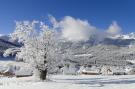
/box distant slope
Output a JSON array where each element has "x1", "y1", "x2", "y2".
[
  {"x1": 0, "y1": 35, "x2": 20, "y2": 57},
  {"x1": 1, "y1": 33, "x2": 135, "y2": 63},
  {"x1": 59, "y1": 33, "x2": 135, "y2": 66}
]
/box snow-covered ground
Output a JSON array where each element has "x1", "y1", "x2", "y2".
[
  {"x1": 0, "y1": 60, "x2": 33, "y2": 76},
  {"x1": 1, "y1": 61, "x2": 135, "y2": 89},
  {"x1": 1, "y1": 75, "x2": 135, "y2": 89}
]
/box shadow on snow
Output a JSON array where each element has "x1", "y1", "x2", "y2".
[{"x1": 52, "y1": 76, "x2": 135, "y2": 87}]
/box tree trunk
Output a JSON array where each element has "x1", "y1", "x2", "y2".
[{"x1": 40, "y1": 69, "x2": 47, "y2": 80}]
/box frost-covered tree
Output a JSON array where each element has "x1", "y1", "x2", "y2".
[{"x1": 5, "y1": 20, "x2": 61, "y2": 80}]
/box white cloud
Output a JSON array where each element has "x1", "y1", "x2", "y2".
[
  {"x1": 59, "y1": 16, "x2": 96, "y2": 42},
  {"x1": 48, "y1": 16, "x2": 122, "y2": 42},
  {"x1": 107, "y1": 21, "x2": 121, "y2": 35}
]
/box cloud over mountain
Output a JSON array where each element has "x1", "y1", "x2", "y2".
[
  {"x1": 106, "y1": 21, "x2": 121, "y2": 35},
  {"x1": 59, "y1": 16, "x2": 96, "y2": 42},
  {"x1": 49, "y1": 16, "x2": 122, "y2": 42}
]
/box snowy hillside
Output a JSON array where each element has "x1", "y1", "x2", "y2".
[
  {"x1": 1, "y1": 32, "x2": 135, "y2": 63},
  {"x1": 0, "y1": 35, "x2": 20, "y2": 58},
  {"x1": 111, "y1": 33, "x2": 135, "y2": 40},
  {"x1": 58, "y1": 33, "x2": 135, "y2": 66}
]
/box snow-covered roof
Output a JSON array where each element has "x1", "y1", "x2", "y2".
[
  {"x1": 126, "y1": 60, "x2": 135, "y2": 64},
  {"x1": 78, "y1": 66, "x2": 100, "y2": 74},
  {"x1": 0, "y1": 66, "x2": 7, "y2": 72},
  {"x1": 15, "y1": 68, "x2": 33, "y2": 76},
  {"x1": 112, "y1": 68, "x2": 125, "y2": 73},
  {"x1": 0, "y1": 61, "x2": 33, "y2": 76}
]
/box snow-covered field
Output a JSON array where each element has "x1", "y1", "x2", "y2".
[
  {"x1": 1, "y1": 75, "x2": 135, "y2": 89},
  {"x1": 1, "y1": 61, "x2": 135, "y2": 89}
]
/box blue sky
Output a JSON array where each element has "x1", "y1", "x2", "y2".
[{"x1": 0, "y1": 0, "x2": 135, "y2": 34}]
